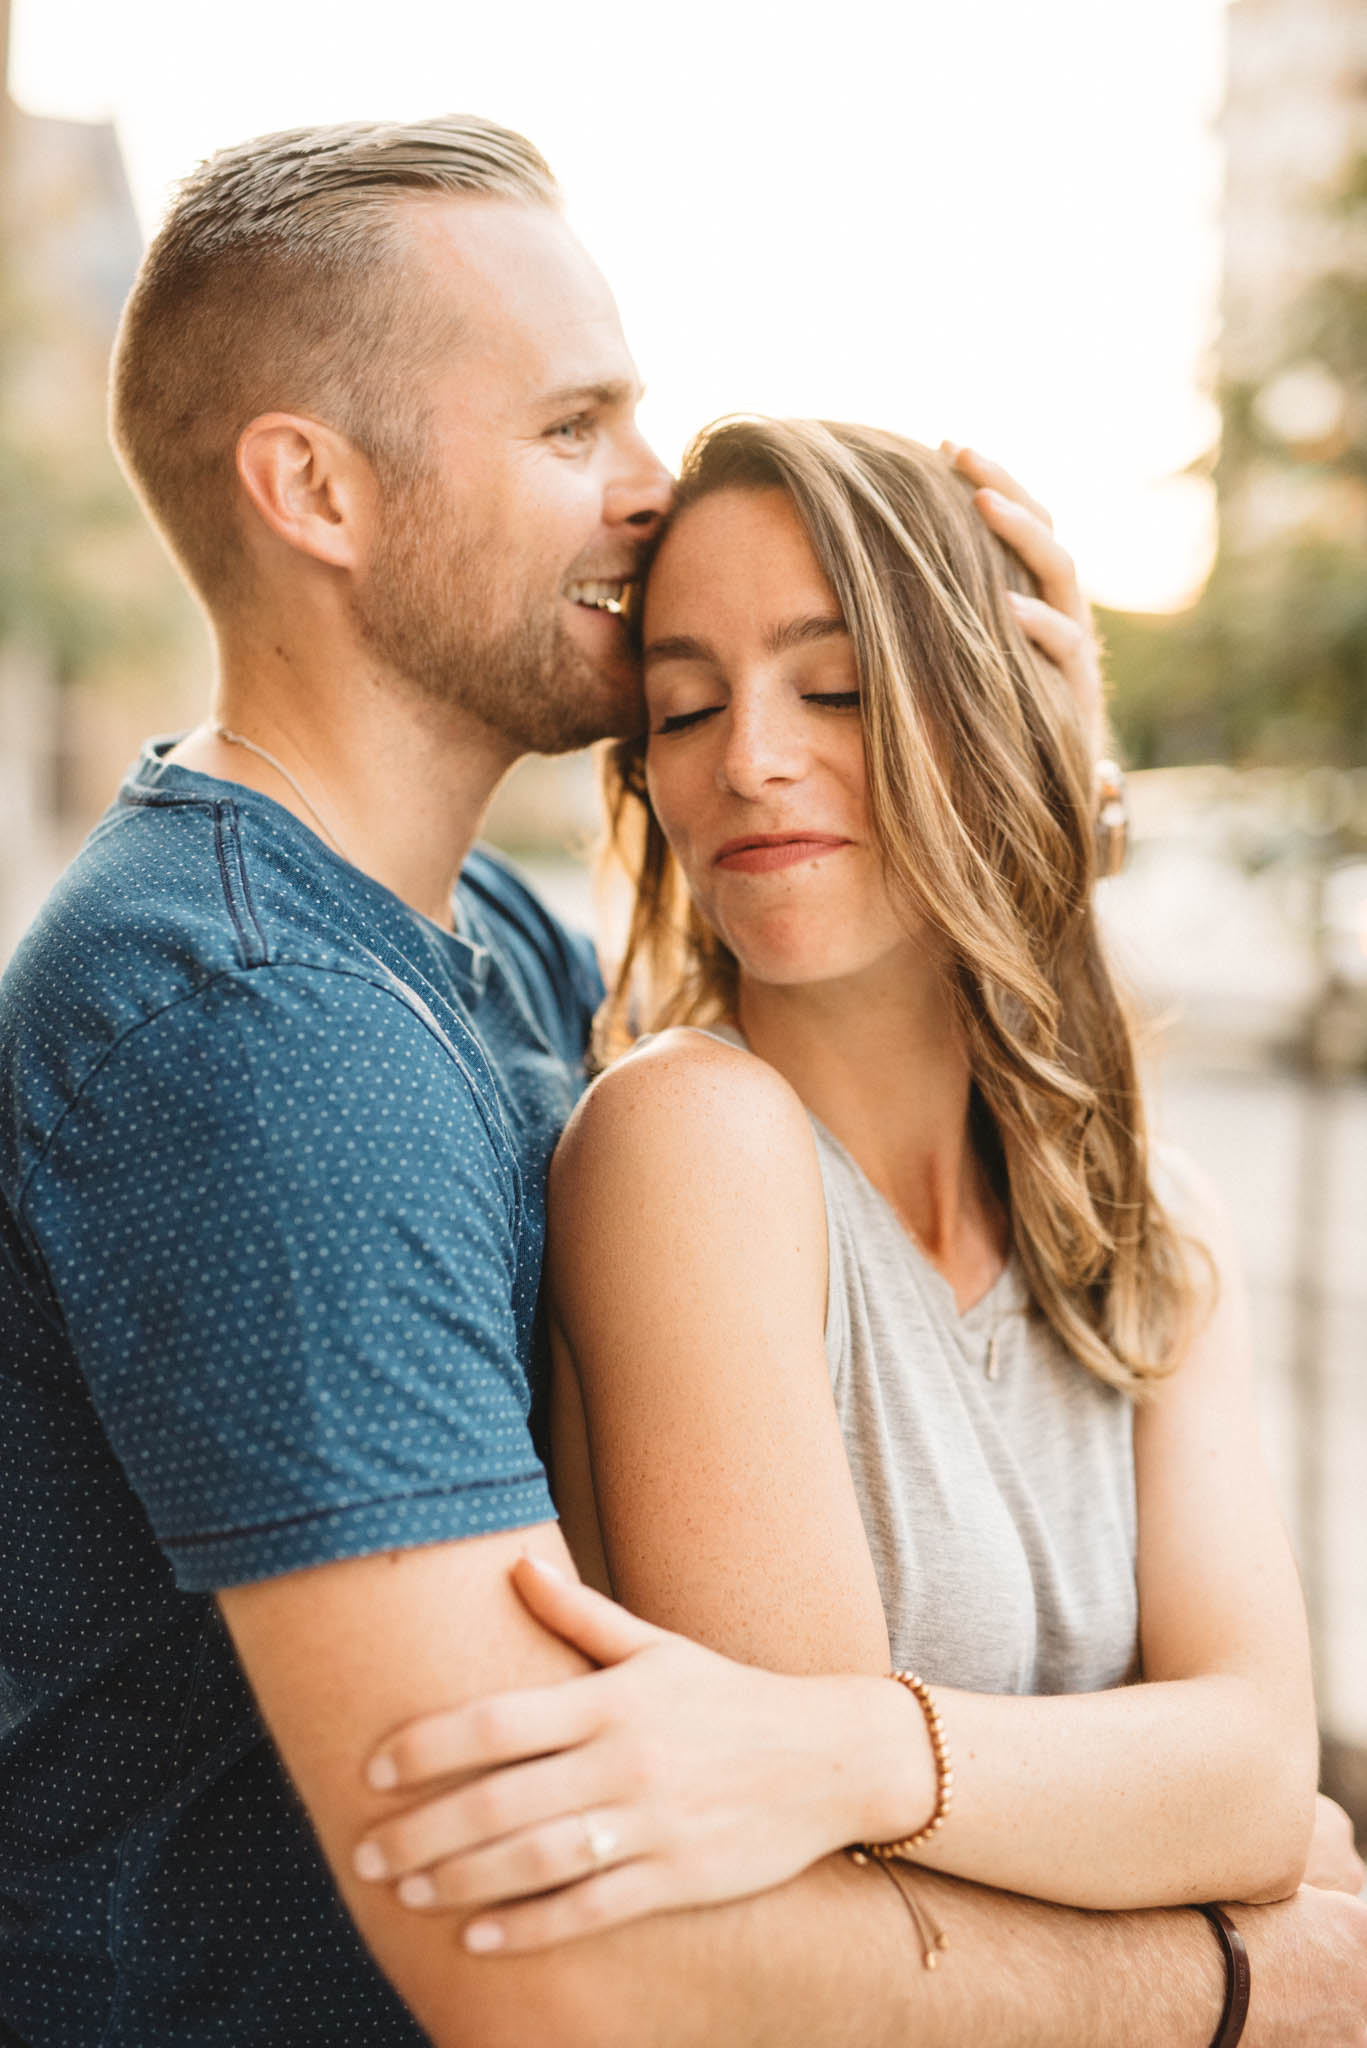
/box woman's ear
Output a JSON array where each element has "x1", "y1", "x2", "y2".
[{"x1": 235, "y1": 411, "x2": 375, "y2": 572}]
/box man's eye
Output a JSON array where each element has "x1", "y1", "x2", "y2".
[
  {"x1": 804, "y1": 691, "x2": 861, "y2": 710},
  {"x1": 655, "y1": 705, "x2": 721, "y2": 735},
  {"x1": 549, "y1": 416, "x2": 592, "y2": 444}
]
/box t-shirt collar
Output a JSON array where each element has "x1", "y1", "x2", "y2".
[{"x1": 126, "y1": 736, "x2": 493, "y2": 1001}]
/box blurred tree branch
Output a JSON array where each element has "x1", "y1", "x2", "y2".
[{"x1": 1104, "y1": 150, "x2": 1367, "y2": 770}]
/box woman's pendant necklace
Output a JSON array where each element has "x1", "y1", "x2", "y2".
[
  {"x1": 984, "y1": 1299, "x2": 1021, "y2": 1381},
  {"x1": 213, "y1": 726, "x2": 354, "y2": 866}
]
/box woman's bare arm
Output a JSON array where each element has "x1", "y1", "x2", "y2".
[
  {"x1": 352, "y1": 1029, "x2": 1317, "y2": 1927},
  {"x1": 546, "y1": 1031, "x2": 1317, "y2": 1910},
  {"x1": 547, "y1": 1030, "x2": 893, "y2": 1678}
]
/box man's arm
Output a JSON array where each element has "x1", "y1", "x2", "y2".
[{"x1": 218, "y1": 1522, "x2": 1367, "y2": 2048}]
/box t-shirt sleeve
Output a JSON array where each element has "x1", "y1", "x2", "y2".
[{"x1": 25, "y1": 963, "x2": 556, "y2": 1590}]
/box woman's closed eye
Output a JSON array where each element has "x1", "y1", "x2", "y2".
[
  {"x1": 656, "y1": 704, "x2": 721, "y2": 735},
  {"x1": 655, "y1": 691, "x2": 861, "y2": 737}
]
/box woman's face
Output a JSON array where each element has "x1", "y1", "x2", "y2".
[{"x1": 642, "y1": 486, "x2": 920, "y2": 993}]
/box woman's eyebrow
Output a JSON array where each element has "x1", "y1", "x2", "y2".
[
  {"x1": 642, "y1": 633, "x2": 717, "y2": 668},
  {"x1": 764, "y1": 614, "x2": 848, "y2": 654},
  {"x1": 643, "y1": 615, "x2": 848, "y2": 669}
]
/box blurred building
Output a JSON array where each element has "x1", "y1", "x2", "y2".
[
  {"x1": 0, "y1": 6, "x2": 204, "y2": 958},
  {"x1": 1218, "y1": 0, "x2": 1367, "y2": 552}
]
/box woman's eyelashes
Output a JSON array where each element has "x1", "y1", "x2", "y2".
[
  {"x1": 656, "y1": 704, "x2": 719, "y2": 734},
  {"x1": 653, "y1": 691, "x2": 861, "y2": 737}
]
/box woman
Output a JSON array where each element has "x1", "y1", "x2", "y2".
[{"x1": 353, "y1": 419, "x2": 1326, "y2": 1950}]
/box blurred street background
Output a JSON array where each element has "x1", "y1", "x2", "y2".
[{"x1": 2, "y1": 0, "x2": 1365, "y2": 1818}]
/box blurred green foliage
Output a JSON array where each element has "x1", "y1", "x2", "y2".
[
  {"x1": 1105, "y1": 155, "x2": 1367, "y2": 770},
  {"x1": 1101, "y1": 542, "x2": 1367, "y2": 767},
  {"x1": 0, "y1": 243, "x2": 188, "y2": 687},
  {"x1": 0, "y1": 432, "x2": 162, "y2": 682}
]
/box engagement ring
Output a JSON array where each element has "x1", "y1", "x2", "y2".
[{"x1": 578, "y1": 1814, "x2": 619, "y2": 1870}]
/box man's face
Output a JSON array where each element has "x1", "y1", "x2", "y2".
[{"x1": 348, "y1": 196, "x2": 673, "y2": 755}]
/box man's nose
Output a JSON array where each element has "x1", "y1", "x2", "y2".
[
  {"x1": 718, "y1": 700, "x2": 806, "y2": 799},
  {"x1": 606, "y1": 432, "x2": 675, "y2": 538}
]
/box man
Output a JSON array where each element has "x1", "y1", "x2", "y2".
[{"x1": 0, "y1": 114, "x2": 1363, "y2": 2047}]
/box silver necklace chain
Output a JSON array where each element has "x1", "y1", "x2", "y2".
[{"x1": 212, "y1": 725, "x2": 353, "y2": 865}]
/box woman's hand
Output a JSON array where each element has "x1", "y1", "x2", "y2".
[
  {"x1": 1302, "y1": 1794, "x2": 1367, "y2": 1896},
  {"x1": 944, "y1": 442, "x2": 1107, "y2": 758},
  {"x1": 352, "y1": 1556, "x2": 926, "y2": 1955}
]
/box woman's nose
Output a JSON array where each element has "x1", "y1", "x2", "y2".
[{"x1": 717, "y1": 701, "x2": 806, "y2": 799}]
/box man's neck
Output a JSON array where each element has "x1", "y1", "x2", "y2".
[{"x1": 168, "y1": 645, "x2": 522, "y2": 929}]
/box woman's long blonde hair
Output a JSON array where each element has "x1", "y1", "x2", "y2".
[{"x1": 597, "y1": 416, "x2": 1205, "y2": 1394}]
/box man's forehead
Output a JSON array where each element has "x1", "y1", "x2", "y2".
[{"x1": 397, "y1": 192, "x2": 624, "y2": 353}]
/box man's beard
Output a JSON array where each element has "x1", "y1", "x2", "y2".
[{"x1": 349, "y1": 472, "x2": 641, "y2": 756}]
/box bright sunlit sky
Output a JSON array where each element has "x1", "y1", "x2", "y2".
[{"x1": 12, "y1": 0, "x2": 1229, "y2": 612}]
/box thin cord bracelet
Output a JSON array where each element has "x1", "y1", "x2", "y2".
[
  {"x1": 858, "y1": 1853, "x2": 951, "y2": 1971},
  {"x1": 1197, "y1": 1904, "x2": 1251, "y2": 2048},
  {"x1": 849, "y1": 1670, "x2": 954, "y2": 1863}
]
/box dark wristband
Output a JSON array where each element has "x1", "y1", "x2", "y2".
[{"x1": 1198, "y1": 1904, "x2": 1251, "y2": 2048}]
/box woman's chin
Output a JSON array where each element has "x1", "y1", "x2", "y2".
[
  {"x1": 730, "y1": 940, "x2": 874, "y2": 991},
  {"x1": 720, "y1": 923, "x2": 831, "y2": 988},
  {"x1": 727, "y1": 921, "x2": 930, "y2": 998}
]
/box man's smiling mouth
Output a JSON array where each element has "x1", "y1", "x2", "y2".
[{"x1": 564, "y1": 578, "x2": 637, "y2": 618}]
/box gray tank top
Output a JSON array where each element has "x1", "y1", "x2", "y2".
[
  {"x1": 685, "y1": 1026, "x2": 1140, "y2": 1696},
  {"x1": 812, "y1": 1115, "x2": 1138, "y2": 1695}
]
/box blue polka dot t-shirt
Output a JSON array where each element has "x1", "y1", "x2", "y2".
[{"x1": 0, "y1": 740, "x2": 602, "y2": 2045}]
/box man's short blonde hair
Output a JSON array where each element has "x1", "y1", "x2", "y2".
[{"x1": 110, "y1": 116, "x2": 559, "y2": 606}]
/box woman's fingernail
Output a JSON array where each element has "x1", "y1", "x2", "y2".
[
  {"x1": 526, "y1": 1555, "x2": 565, "y2": 1581},
  {"x1": 398, "y1": 1873, "x2": 437, "y2": 1909},
  {"x1": 939, "y1": 438, "x2": 959, "y2": 458},
  {"x1": 354, "y1": 1839, "x2": 388, "y2": 1881},
  {"x1": 367, "y1": 1754, "x2": 398, "y2": 1792},
  {"x1": 465, "y1": 1919, "x2": 506, "y2": 1953}
]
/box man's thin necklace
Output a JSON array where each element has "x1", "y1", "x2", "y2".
[{"x1": 212, "y1": 725, "x2": 354, "y2": 866}]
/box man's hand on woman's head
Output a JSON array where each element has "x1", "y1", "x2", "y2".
[{"x1": 943, "y1": 442, "x2": 1107, "y2": 759}]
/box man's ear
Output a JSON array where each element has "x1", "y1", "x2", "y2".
[{"x1": 235, "y1": 412, "x2": 375, "y2": 572}]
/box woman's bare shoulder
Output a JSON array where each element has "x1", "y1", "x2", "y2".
[
  {"x1": 552, "y1": 1026, "x2": 818, "y2": 1204},
  {"x1": 547, "y1": 1026, "x2": 832, "y2": 1417}
]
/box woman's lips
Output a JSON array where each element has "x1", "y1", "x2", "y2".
[{"x1": 713, "y1": 834, "x2": 851, "y2": 874}]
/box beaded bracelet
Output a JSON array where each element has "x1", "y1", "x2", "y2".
[{"x1": 849, "y1": 1670, "x2": 954, "y2": 1863}]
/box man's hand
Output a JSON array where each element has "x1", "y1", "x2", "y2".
[
  {"x1": 1303, "y1": 1794, "x2": 1367, "y2": 1896},
  {"x1": 1241, "y1": 1884, "x2": 1367, "y2": 2046},
  {"x1": 945, "y1": 442, "x2": 1107, "y2": 758}
]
